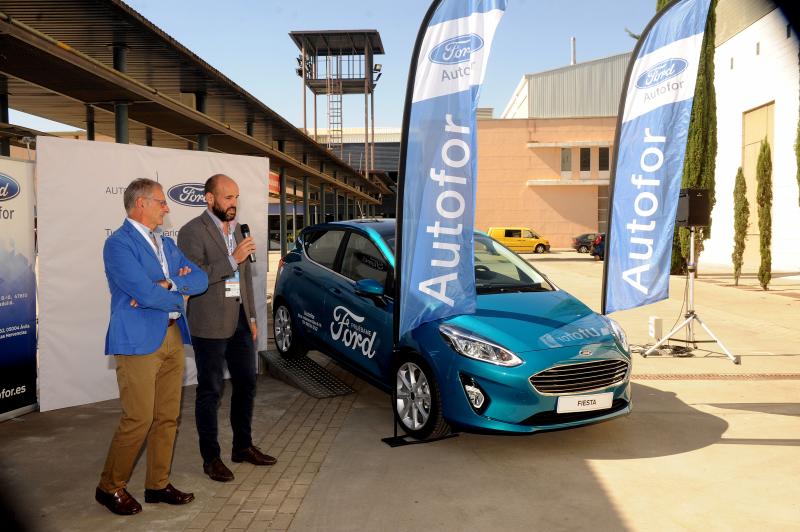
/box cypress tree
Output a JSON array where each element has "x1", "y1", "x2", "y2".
[
  {"x1": 756, "y1": 139, "x2": 772, "y2": 290},
  {"x1": 731, "y1": 167, "x2": 748, "y2": 286},
  {"x1": 657, "y1": 0, "x2": 718, "y2": 275}
]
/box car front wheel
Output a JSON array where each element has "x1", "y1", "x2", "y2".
[
  {"x1": 578, "y1": 244, "x2": 589, "y2": 253},
  {"x1": 535, "y1": 244, "x2": 546, "y2": 253},
  {"x1": 273, "y1": 303, "x2": 307, "y2": 358},
  {"x1": 394, "y1": 355, "x2": 449, "y2": 440}
]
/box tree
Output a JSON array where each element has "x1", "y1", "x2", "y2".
[
  {"x1": 756, "y1": 139, "x2": 772, "y2": 290},
  {"x1": 731, "y1": 167, "x2": 748, "y2": 286},
  {"x1": 658, "y1": 0, "x2": 718, "y2": 275}
]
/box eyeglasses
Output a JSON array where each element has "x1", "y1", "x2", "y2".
[{"x1": 145, "y1": 197, "x2": 168, "y2": 207}]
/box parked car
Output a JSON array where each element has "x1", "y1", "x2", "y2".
[
  {"x1": 486, "y1": 226, "x2": 550, "y2": 253},
  {"x1": 572, "y1": 233, "x2": 598, "y2": 253},
  {"x1": 273, "y1": 219, "x2": 631, "y2": 439}
]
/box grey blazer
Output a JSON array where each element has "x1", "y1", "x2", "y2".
[{"x1": 177, "y1": 211, "x2": 257, "y2": 339}]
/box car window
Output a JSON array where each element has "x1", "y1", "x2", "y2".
[
  {"x1": 523, "y1": 230, "x2": 534, "y2": 238},
  {"x1": 304, "y1": 230, "x2": 344, "y2": 269},
  {"x1": 505, "y1": 229, "x2": 521, "y2": 238},
  {"x1": 474, "y1": 234, "x2": 553, "y2": 294},
  {"x1": 339, "y1": 232, "x2": 388, "y2": 285}
]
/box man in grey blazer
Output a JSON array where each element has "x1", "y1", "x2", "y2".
[{"x1": 178, "y1": 174, "x2": 276, "y2": 482}]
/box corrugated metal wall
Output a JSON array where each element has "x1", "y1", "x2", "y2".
[{"x1": 527, "y1": 52, "x2": 631, "y2": 118}]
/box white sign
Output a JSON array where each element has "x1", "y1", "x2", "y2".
[
  {"x1": 556, "y1": 392, "x2": 614, "y2": 414},
  {"x1": 36, "y1": 137, "x2": 269, "y2": 411}
]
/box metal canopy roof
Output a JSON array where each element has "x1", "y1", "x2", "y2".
[
  {"x1": 289, "y1": 30, "x2": 385, "y2": 56},
  {"x1": 0, "y1": 0, "x2": 383, "y2": 204}
]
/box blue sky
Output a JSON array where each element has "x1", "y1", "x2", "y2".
[{"x1": 12, "y1": 0, "x2": 656, "y2": 131}]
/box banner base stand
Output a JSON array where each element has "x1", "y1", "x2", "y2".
[
  {"x1": 643, "y1": 227, "x2": 740, "y2": 365},
  {"x1": 381, "y1": 433, "x2": 458, "y2": 448},
  {"x1": 0, "y1": 403, "x2": 37, "y2": 423}
]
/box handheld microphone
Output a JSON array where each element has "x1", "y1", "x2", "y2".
[{"x1": 240, "y1": 223, "x2": 256, "y2": 263}]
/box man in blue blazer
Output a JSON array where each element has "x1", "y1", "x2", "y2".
[{"x1": 96, "y1": 178, "x2": 208, "y2": 516}]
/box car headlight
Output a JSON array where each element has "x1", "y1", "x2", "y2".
[
  {"x1": 439, "y1": 324, "x2": 522, "y2": 367},
  {"x1": 606, "y1": 317, "x2": 629, "y2": 352}
]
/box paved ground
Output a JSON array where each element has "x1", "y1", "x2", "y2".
[{"x1": 1, "y1": 250, "x2": 798, "y2": 531}]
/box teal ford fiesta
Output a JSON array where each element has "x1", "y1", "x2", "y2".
[{"x1": 273, "y1": 219, "x2": 631, "y2": 439}]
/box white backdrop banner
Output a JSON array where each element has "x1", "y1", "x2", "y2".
[{"x1": 36, "y1": 137, "x2": 269, "y2": 411}]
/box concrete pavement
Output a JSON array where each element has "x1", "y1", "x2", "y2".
[{"x1": 0, "y1": 249, "x2": 798, "y2": 531}]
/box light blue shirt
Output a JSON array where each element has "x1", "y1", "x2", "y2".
[
  {"x1": 205, "y1": 209, "x2": 239, "y2": 272},
  {"x1": 126, "y1": 217, "x2": 181, "y2": 319}
]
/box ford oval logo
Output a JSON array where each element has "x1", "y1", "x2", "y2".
[
  {"x1": 429, "y1": 33, "x2": 484, "y2": 65},
  {"x1": 0, "y1": 173, "x2": 21, "y2": 202},
  {"x1": 167, "y1": 183, "x2": 206, "y2": 207},
  {"x1": 635, "y1": 58, "x2": 689, "y2": 89}
]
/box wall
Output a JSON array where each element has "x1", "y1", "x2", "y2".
[
  {"x1": 701, "y1": 8, "x2": 800, "y2": 272},
  {"x1": 476, "y1": 117, "x2": 616, "y2": 247}
]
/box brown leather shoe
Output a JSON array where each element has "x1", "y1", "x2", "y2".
[
  {"x1": 203, "y1": 457, "x2": 234, "y2": 482},
  {"x1": 144, "y1": 483, "x2": 194, "y2": 505},
  {"x1": 231, "y1": 446, "x2": 277, "y2": 466},
  {"x1": 95, "y1": 487, "x2": 142, "y2": 516}
]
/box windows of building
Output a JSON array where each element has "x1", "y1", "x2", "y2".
[
  {"x1": 599, "y1": 147, "x2": 610, "y2": 172},
  {"x1": 579, "y1": 147, "x2": 591, "y2": 175}
]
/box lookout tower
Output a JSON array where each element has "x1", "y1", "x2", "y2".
[{"x1": 290, "y1": 30, "x2": 384, "y2": 182}]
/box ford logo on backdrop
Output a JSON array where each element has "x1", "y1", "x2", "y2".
[
  {"x1": 429, "y1": 34, "x2": 484, "y2": 65},
  {"x1": 0, "y1": 173, "x2": 21, "y2": 202},
  {"x1": 167, "y1": 183, "x2": 206, "y2": 207},
  {"x1": 635, "y1": 58, "x2": 689, "y2": 89}
]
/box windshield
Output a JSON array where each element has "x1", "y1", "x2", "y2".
[
  {"x1": 376, "y1": 229, "x2": 554, "y2": 295},
  {"x1": 473, "y1": 234, "x2": 554, "y2": 294}
]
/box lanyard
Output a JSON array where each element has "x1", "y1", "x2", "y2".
[
  {"x1": 148, "y1": 232, "x2": 170, "y2": 280},
  {"x1": 224, "y1": 225, "x2": 236, "y2": 255}
]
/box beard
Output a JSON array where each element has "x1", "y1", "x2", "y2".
[{"x1": 212, "y1": 203, "x2": 236, "y2": 222}]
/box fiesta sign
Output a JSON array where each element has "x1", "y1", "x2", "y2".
[
  {"x1": 167, "y1": 183, "x2": 206, "y2": 207},
  {"x1": 635, "y1": 58, "x2": 688, "y2": 89},
  {"x1": 429, "y1": 34, "x2": 484, "y2": 65},
  {"x1": 0, "y1": 173, "x2": 21, "y2": 202}
]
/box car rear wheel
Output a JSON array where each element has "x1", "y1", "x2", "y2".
[
  {"x1": 535, "y1": 244, "x2": 546, "y2": 253},
  {"x1": 273, "y1": 303, "x2": 307, "y2": 358},
  {"x1": 394, "y1": 354, "x2": 449, "y2": 440},
  {"x1": 578, "y1": 244, "x2": 589, "y2": 253}
]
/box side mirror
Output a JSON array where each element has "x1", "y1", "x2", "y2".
[{"x1": 355, "y1": 278, "x2": 384, "y2": 297}]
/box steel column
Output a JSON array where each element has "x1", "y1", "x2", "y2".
[
  {"x1": 85, "y1": 104, "x2": 95, "y2": 141},
  {"x1": 279, "y1": 167, "x2": 287, "y2": 256},
  {"x1": 319, "y1": 183, "x2": 327, "y2": 223},
  {"x1": 303, "y1": 176, "x2": 310, "y2": 228}
]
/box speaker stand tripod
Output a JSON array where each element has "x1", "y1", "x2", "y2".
[{"x1": 643, "y1": 227, "x2": 741, "y2": 365}]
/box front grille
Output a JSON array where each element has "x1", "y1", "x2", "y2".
[{"x1": 529, "y1": 359, "x2": 629, "y2": 395}]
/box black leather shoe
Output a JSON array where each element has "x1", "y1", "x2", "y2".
[
  {"x1": 144, "y1": 483, "x2": 194, "y2": 505},
  {"x1": 95, "y1": 487, "x2": 142, "y2": 516},
  {"x1": 203, "y1": 457, "x2": 234, "y2": 482},
  {"x1": 231, "y1": 446, "x2": 277, "y2": 466}
]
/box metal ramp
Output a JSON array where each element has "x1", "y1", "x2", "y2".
[{"x1": 259, "y1": 350, "x2": 354, "y2": 399}]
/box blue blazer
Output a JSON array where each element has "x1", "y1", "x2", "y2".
[{"x1": 104, "y1": 219, "x2": 209, "y2": 355}]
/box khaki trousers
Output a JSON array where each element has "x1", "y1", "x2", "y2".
[{"x1": 99, "y1": 324, "x2": 184, "y2": 492}]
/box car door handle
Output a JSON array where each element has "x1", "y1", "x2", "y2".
[
  {"x1": 328, "y1": 287, "x2": 341, "y2": 295},
  {"x1": 292, "y1": 266, "x2": 303, "y2": 276}
]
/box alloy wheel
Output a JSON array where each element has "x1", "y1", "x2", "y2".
[
  {"x1": 396, "y1": 362, "x2": 432, "y2": 430},
  {"x1": 274, "y1": 305, "x2": 292, "y2": 352}
]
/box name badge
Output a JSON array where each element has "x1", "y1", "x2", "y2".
[{"x1": 225, "y1": 271, "x2": 241, "y2": 298}]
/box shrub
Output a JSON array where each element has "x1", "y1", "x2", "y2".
[
  {"x1": 731, "y1": 167, "x2": 748, "y2": 286},
  {"x1": 756, "y1": 140, "x2": 772, "y2": 290}
]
